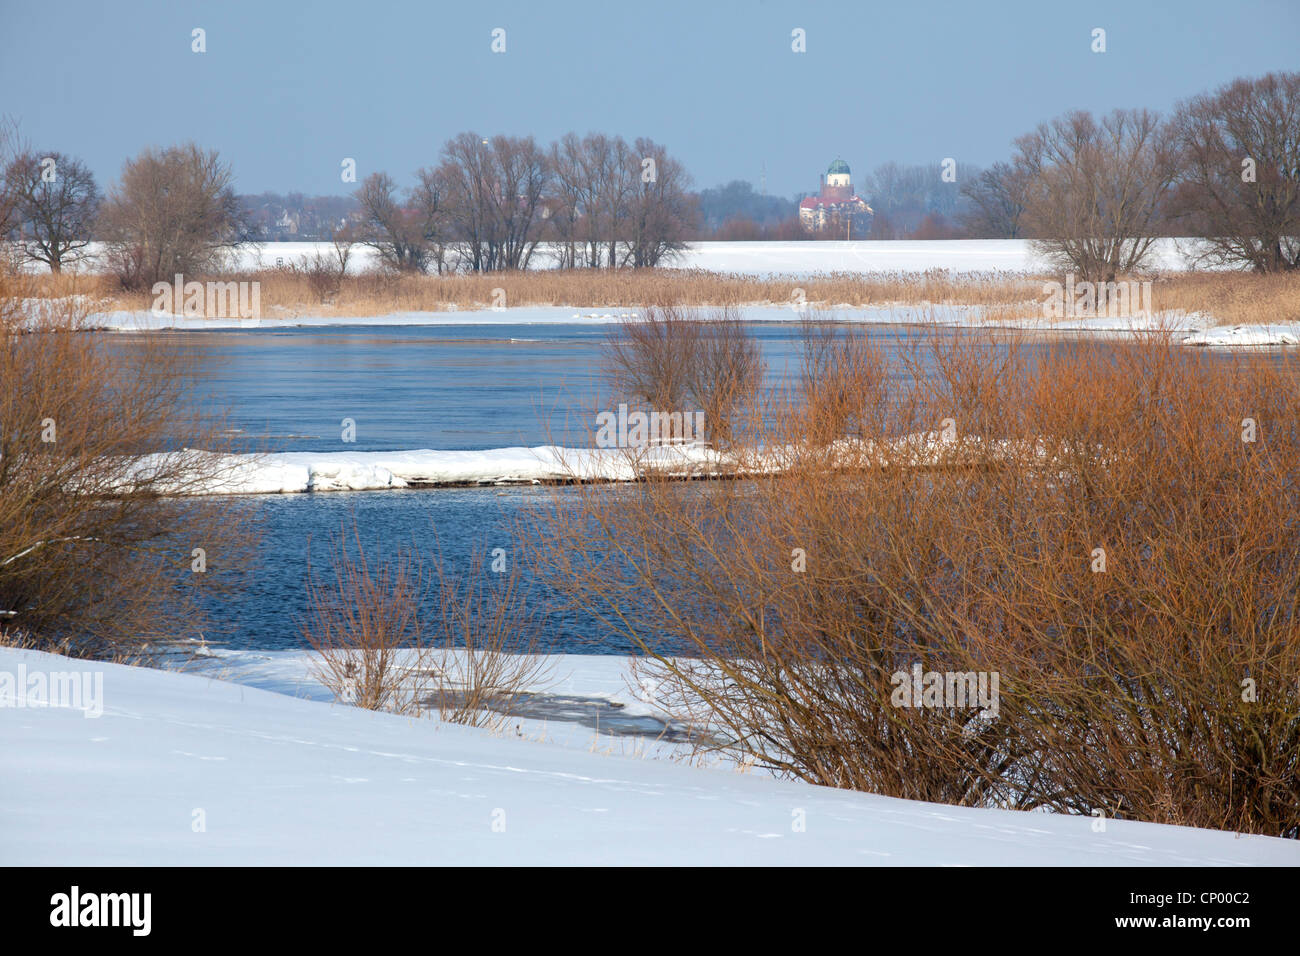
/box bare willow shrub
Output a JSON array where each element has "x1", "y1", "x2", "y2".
[
  {"x1": 982, "y1": 341, "x2": 1300, "y2": 833},
  {"x1": 534, "y1": 322, "x2": 1300, "y2": 834},
  {"x1": 603, "y1": 307, "x2": 764, "y2": 447},
  {"x1": 604, "y1": 307, "x2": 700, "y2": 419},
  {"x1": 796, "y1": 318, "x2": 889, "y2": 446},
  {"x1": 289, "y1": 249, "x2": 347, "y2": 304},
  {"x1": 301, "y1": 525, "x2": 425, "y2": 712},
  {"x1": 687, "y1": 309, "x2": 765, "y2": 448},
  {"x1": 0, "y1": 269, "x2": 255, "y2": 658},
  {"x1": 301, "y1": 522, "x2": 548, "y2": 726},
  {"x1": 423, "y1": 549, "x2": 550, "y2": 728}
]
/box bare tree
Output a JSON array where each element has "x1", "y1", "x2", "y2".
[
  {"x1": 547, "y1": 133, "x2": 587, "y2": 268},
  {"x1": 569, "y1": 134, "x2": 617, "y2": 269},
  {"x1": 330, "y1": 222, "x2": 355, "y2": 275},
  {"x1": 438, "y1": 133, "x2": 493, "y2": 272},
  {"x1": 355, "y1": 171, "x2": 430, "y2": 273},
  {"x1": 5, "y1": 151, "x2": 100, "y2": 273},
  {"x1": 489, "y1": 134, "x2": 549, "y2": 271},
  {"x1": 1171, "y1": 71, "x2": 1300, "y2": 272},
  {"x1": 99, "y1": 144, "x2": 245, "y2": 289},
  {"x1": 0, "y1": 119, "x2": 29, "y2": 241},
  {"x1": 1015, "y1": 109, "x2": 1177, "y2": 282},
  {"x1": 438, "y1": 132, "x2": 550, "y2": 272},
  {"x1": 411, "y1": 165, "x2": 450, "y2": 274},
  {"x1": 600, "y1": 136, "x2": 636, "y2": 269},
  {"x1": 960, "y1": 161, "x2": 1028, "y2": 238},
  {"x1": 623, "y1": 137, "x2": 695, "y2": 268}
]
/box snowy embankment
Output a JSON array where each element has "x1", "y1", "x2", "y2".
[
  {"x1": 138, "y1": 432, "x2": 1099, "y2": 496},
  {"x1": 99, "y1": 301, "x2": 1295, "y2": 349},
  {"x1": 9, "y1": 238, "x2": 1060, "y2": 276},
  {"x1": 1182, "y1": 324, "x2": 1300, "y2": 347},
  {"x1": 138, "y1": 442, "x2": 726, "y2": 494},
  {"x1": 3, "y1": 646, "x2": 1295, "y2": 865},
  {"x1": 89, "y1": 301, "x2": 1218, "y2": 336},
  {"x1": 35, "y1": 237, "x2": 1206, "y2": 277}
]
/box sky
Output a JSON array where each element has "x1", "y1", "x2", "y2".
[{"x1": 1, "y1": 0, "x2": 1296, "y2": 199}]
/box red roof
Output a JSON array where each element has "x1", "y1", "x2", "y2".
[{"x1": 800, "y1": 194, "x2": 867, "y2": 209}]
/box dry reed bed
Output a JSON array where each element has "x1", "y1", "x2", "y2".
[{"x1": 16, "y1": 266, "x2": 1300, "y2": 327}]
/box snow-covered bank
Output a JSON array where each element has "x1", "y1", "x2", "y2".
[
  {"x1": 140, "y1": 431, "x2": 1116, "y2": 496},
  {"x1": 90, "y1": 301, "x2": 1218, "y2": 336},
  {"x1": 37, "y1": 238, "x2": 1211, "y2": 277},
  {"x1": 145, "y1": 443, "x2": 725, "y2": 494},
  {"x1": 3, "y1": 647, "x2": 1294, "y2": 866},
  {"x1": 95, "y1": 304, "x2": 652, "y2": 330},
  {"x1": 240, "y1": 238, "x2": 1055, "y2": 275},
  {"x1": 1181, "y1": 324, "x2": 1300, "y2": 347},
  {"x1": 679, "y1": 238, "x2": 1204, "y2": 276}
]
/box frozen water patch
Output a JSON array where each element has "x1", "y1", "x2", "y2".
[{"x1": 431, "y1": 690, "x2": 711, "y2": 745}]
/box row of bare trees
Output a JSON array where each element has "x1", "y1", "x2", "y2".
[
  {"x1": 0, "y1": 122, "x2": 248, "y2": 287},
  {"x1": 3, "y1": 71, "x2": 1292, "y2": 284},
  {"x1": 356, "y1": 131, "x2": 695, "y2": 274},
  {"x1": 961, "y1": 71, "x2": 1300, "y2": 279},
  {"x1": 0, "y1": 125, "x2": 692, "y2": 283}
]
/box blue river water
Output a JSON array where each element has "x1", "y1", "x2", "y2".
[
  {"x1": 166, "y1": 321, "x2": 919, "y2": 452},
  {"x1": 124, "y1": 321, "x2": 989, "y2": 652}
]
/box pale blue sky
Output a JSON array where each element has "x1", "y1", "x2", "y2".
[{"x1": 2, "y1": 0, "x2": 1295, "y2": 197}]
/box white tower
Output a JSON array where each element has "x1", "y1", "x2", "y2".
[{"x1": 826, "y1": 158, "x2": 852, "y2": 189}]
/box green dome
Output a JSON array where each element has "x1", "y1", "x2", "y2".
[{"x1": 827, "y1": 158, "x2": 851, "y2": 176}]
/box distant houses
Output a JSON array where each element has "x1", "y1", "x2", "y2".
[
  {"x1": 798, "y1": 159, "x2": 873, "y2": 236},
  {"x1": 275, "y1": 209, "x2": 299, "y2": 235},
  {"x1": 240, "y1": 193, "x2": 363, "y2": 241}
]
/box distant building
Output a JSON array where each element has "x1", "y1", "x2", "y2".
[
  {"x1": 799, "y1": 159, "x2": 873, "y2": 235},
  {"x1": 275, "y1": 210, "x2": 300, "y2": 235}
]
